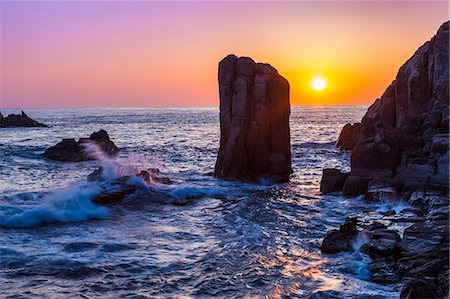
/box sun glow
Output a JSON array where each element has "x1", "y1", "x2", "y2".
[{"x1": 311, "y1": 77, "x2": 327, "y2": 91}]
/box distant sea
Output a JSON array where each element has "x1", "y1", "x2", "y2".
[{"x1": 0, "y1": 106, "x2": 400, "y2": 298}]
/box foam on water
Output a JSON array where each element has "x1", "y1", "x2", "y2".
[
  {"x1": 0, "y1": 106, "x2": 402, "y2": 298},
  {"x1": 376, "y1": 199, "x2": 411, "y2": 214},
  {"x1": 0, "y1": 183, "x2": 109, "y2": 228}
]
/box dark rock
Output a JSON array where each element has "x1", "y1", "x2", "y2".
[
  {"x1": 438, "y1": 267, "x2": 449, "y2": 297},
  {"x1": 88, "y1": 167, "x2": 172, "y2": 185},
  {"x1": 431, "y1": 134, "x2": 449, "y2": 154},
  {"x1": 0, "y1": 111, "x2": 47, "y2": 128},
  {"x1": 360, "y1": 227, "x2": 401, "y2": 260},
  {"x1": 342, "y1": 175, "x2": 372, "y2": 197},
  {"x1": 320, "y1": 168, "x2": 348, "y2": 193},
  {"x1": 350, "y1": 135, "x2": 400, "y2": 178},
  {"x1": 320, "y1": 217, "x2": 358, "y2": 254},
  {"x1": 401, "y1": 221, "x2": 449, "y2": 255},
  {"x1": 400, "y1": 277, "x2": 443, "y2": 299},
  {"x1": 325, "y1": 21, "x2": 449, "y2": 197},
  {"x1": 336, "y1": 123, "x2": 361, "y2": 150},
  {"x1": 369, "y1": 260, "x2": 400, "y2": 284},
  {"x1": 138, "y1": 170, "x2": 172, "y2": 185},
  {"x1": 214, "y1": 55, "x2": 292, "y2": 182},
  {"x1": 365, "y1": 177, "x2": 401, "y2": 202},
  {"x1": 43, "y1": 130, "x2": 118, "y2": 162},
  {"x1": 92, "y1": 183, "x2": 137, "y2": 205}
]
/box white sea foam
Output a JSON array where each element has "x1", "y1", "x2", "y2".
[
  {"x1": 376, "y1": 199, "x2": 410, "y2": 214},
  {"x1": 0, "y1": 183, "x2": 109, "y2": 228}
]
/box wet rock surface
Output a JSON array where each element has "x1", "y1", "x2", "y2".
[
  {"x1": 214, "y1": 55, "x2": 292, "y2": 182},
  {"x1": 43, "y1": 129, "x2": 119, "y2": 162},
  {"x1": 336, "y1": 122, "x2": 361, "y2": 150},
  {"x1": 320, "y1": 169, "x2": 348, "y2": 193},
  {"x1": 88, "y1": 168, "x2": 174, "y2": 206},
  {"x1": 0, "y1": 111, "x2": 47, "y2": 128},
  {"x1": 320, "y1": 217, "x2": 358, "y2": 254},
  {"x1": 320, "y1": 23, "x2": 449, "y2": 297}
]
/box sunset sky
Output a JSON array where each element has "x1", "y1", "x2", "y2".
[{"x1": 1, "y1": 1, "x2": 448, "y2": 108}]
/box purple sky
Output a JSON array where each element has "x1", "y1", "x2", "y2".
[{"x1": 1, "y1": 1, "x2": 448, "y2": 107}]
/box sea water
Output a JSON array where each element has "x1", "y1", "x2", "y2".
[{"x1": 0, "y1": 106, "x2": 399, "y2": 298}]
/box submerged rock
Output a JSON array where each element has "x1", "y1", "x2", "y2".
[
  {"x1": 43, "y1": 130, "x2": 118, "y2": 162},
  {"x1": 320, "y1": 217, "x2": 358, "y2": 254},
  {"x1": 214, "y1": 55, "x2": 292, "y2": 182},
  {"x1": 0, "y1": 111, "x2": 47, "y2": 128}
]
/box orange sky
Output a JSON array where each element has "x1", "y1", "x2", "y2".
[{"x1": 1, "y1": 1, "x2": 448, "y2": 108}]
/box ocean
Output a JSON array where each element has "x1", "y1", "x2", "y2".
[{"x1": 0, "y1": 106, "x2": 400, "y2": 298}]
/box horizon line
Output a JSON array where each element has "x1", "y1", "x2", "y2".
[{"x1": 0, "y1": 103, "x2": 370, "y2": 110}]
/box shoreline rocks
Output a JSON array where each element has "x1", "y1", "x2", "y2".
[
  {"x1": 214, "y1": 55, "x2": 292, "y2": 183},
  {"x1": 320, "y1": 21, "x2": 449, "y2": 298},
  {"x1": 43, "y1": 129, "x2": 118, "y2": 162},
  {"x1": 321, "y1": 21, "x2": 449, "y2": 198},
  {"x1": 0, "y1": 111, "x2": 47, "y2": 128}
]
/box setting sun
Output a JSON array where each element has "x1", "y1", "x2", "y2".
[{"x1": 311, "y1": 77, "x2": 327, "y2": 91}]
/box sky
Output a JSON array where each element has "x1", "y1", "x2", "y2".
[{"x1": 0, "y1": 1, "x2": 448, "y2": 108}]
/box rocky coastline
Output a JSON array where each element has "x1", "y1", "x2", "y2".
[
  {"x1": 0, "y1": 111, "x2": 47, "y2": 128},
  {"x1": 320, "y1": 21, "x2": 449, "y2": 298}
]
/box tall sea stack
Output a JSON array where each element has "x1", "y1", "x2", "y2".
[{"x1": 214, "y1": 55, "x2": 292, "y2": 182}]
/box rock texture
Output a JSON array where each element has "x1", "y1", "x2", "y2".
[
  {"x1": 320, "y1": 217, "x2": 358, "y2": 254},
  {"x1": 321, "y1": 21, "x2": 449, "y2": 197},
  {"x1": 320, "y1": 22, "x2": 449, "y2": 298},
  {"x1": 43, "y1": 130, "x2": 118, "y2": 162},
  {"x1": 214, "y1": 55, "x2": 292, "y2": 182},
  {"x1": 336, "y1": 123, "x2": 361, "y2": 150},
  {"x1": 0, "y1": 111, "x2": 47, "y2": 128}
]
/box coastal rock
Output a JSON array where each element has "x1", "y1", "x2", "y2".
[
  {"x1": 336, "y1": 123, "x2": 361, "y2": 150},
  {"x1": 214, "y1": 55, "x2": 292, "y2": 182},
  {"x1": 320, "y1": 217, "x2": 358, "y2": 254},
  {"x1": 43, "y1": 130, "x2": 118, "y2": 162},
  {"x1": 0, "y1": 111, "x2": 47, "y2": 128},
  {"x1": 400, "y1": 277, "x2": 443, "y2": 299},
  {"x1": 364, "y1": 177, "x2": 401, "y2": 202},
  {"x1": 325, "y1": 21, "x2": 449, "y2": 197},
  {"x1": 320, "y1": 168, "x2": 348, "y2": 193},
  {"x1": 342, "y1": 175, "x2": 372, "y2": 197},
  {"x1": 360, "y1": 226, "x2": 401, "y2": 260},
  {"x1": 88, "y1": 167, "x2": 172, "y2": 185}
]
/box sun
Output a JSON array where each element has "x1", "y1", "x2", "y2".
[{"x1": 311, "y1": 77, "x2": 327, "y2": 91}]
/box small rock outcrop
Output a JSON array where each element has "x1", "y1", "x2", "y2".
[
  {"x1": 321, "y1": 21, "x2": 449, "y2": 197},
  {"x1": 319, "y1": 169, "x2": 348, "y2": 193},
  {"x1": 336, "y1": 123, "x2": 361, "y2": 150},
  {"x1": 0, "y1": 111, "x2": 47, "y2": 128},
  {"x1": 214, "y1": 55, "x2": 292, "y2": 182},
  {"x1": 43, "y1": 130, "x2": 118, "y2": 162},
  {"x1": 320, "y1": 217, "x2": 358, "y2": 254}
]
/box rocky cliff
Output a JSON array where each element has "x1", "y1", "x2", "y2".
[
  {"x1": 214, "y1": 55, "x2": 292, "y2": 182},
  {"x1": 323, "y1": 21, "x2": 449, "y2": 197},
  {"x1": 320, "y1": 21, "x2": 449, "y2": 298}
]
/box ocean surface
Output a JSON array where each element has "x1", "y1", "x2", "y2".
[{"x1": 0, "y1": 106, "x2": 401, "y2": 298}]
